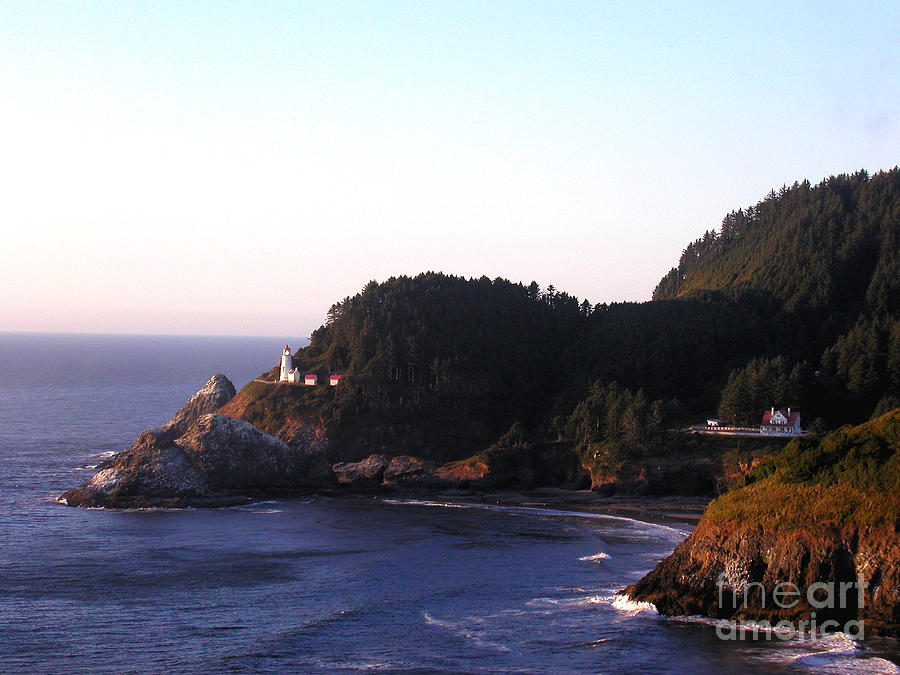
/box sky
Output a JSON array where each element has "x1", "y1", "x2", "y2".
[{"x1": 1, "y1": 1, "x2": 898, "y2": 337}]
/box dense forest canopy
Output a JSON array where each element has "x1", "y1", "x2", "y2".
[
  {"x1": 267, "y1": 168, "x2": 899, "y2": 464},
  {"x1": 653, "y1": 169, "x2": 900, "y2": 316},
  {"x1": 653, "y1": 169, "x2": 900, "y2": 423},
  {"x1": 285, "y1": 273, "x2": 586, "y2": 460}
]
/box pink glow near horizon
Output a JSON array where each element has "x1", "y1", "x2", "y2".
[{"x1": 1, "y1": 3, "x2": 897, "y2": 336}]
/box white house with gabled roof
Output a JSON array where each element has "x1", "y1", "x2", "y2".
[{"x1": 760, "y1": 407, "x2": 802, "y2": 436}]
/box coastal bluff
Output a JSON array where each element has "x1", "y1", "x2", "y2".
[
  {"x1": 59, "y1": 375, "x2": 312, "y2": 508},
  {"x1": 59, "y1": 411, "x2": 311, "y2": 508},
  {"x1": 626, "y1": 410, "x2": 900, "y2": 637},
  {"x1": 625, "y1": 519, "x2": 900, "y2": 636},
  {"x1": 59, "y1": 375, "x2": 584, "y2": 507}
]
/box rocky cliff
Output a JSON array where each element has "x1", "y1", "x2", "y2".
[
  {"x1": 625, "y1": 518, "x2": 899, "y2": 636},
  {"x1": 161, "y1": 373, "x2": 236, "y2": 439},
  {"x1": 60, "y1": 414, "x2": 308, "y2": 508},
  {"x1": 60, "y1": 376, "x2": 321, "y2": 508},
  {"x1": 626, "y1": 410, "x2": 900, "y2": 636},
  {"x1": 61, "y1": 375, "x2": 589, "y2": 507}
]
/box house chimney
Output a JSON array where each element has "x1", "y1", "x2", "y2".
[{"x1": 771, "y1": 406, "x2": 774, "y2": 415}]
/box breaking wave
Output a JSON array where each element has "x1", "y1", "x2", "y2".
[
  {"x1": 579, "y1": 552, "x2": 610, "y2": 562},
  {"x1": 611, "y1": 594, "x2": 659, "y2": 615}
]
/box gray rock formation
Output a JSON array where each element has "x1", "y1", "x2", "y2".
[
  {"x1": 161, "y1": 374, "x2": 236, "y2": 440},
  {"x1": 332, "y1": 454, "x2": 391, "y2": 488},
  {"x1": 60, "y1": 414, "x2": 303, "y2": 508}
]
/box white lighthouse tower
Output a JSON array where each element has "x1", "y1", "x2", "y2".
[{"x1": 279, "y1": 345, "x2": 300, "y2": 383}]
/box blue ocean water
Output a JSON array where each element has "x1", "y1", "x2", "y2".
[{"x1": 0, "y1": 333, "x2": 897, "y2": 673}]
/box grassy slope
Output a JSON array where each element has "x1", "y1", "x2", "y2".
[
  {"x1": 705, "y1": 408, "x2": 900, "y2": 531},
  {"x1": 219, "y1": 380, "x2": 335, "y2": 438}
]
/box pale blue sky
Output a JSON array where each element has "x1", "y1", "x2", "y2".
[{"x1": 1, "y1": 1, "x2": 897, "y2": 336}]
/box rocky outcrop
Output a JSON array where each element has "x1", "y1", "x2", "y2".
[
  {"x1": 161, "y1": 374, "x2": 236, "y2": 440},
  {"x1": 59, "y1": 372, "x2": 586, "y2": 506},
  {"x1": 332, "y1": 454, "x2": 391, "y2": 488},
  {"x1": 176, "y1": 414, "x2": 300, "y2": 491},
  {"x1": 625, "y1": 519, "x2": 900, "y2": 636},
  {"x1": 59, "y1": 374, "x2": 339, "y2": 507},
  {"x1": 382, "y1": 455, "x2": 440, "y2": 487},
  {"x1": 434, "y1": 457, "x2": 491, "y2": 484},
  {"x1": 60, "y1": 414, "x2": 307, "y2": 508},
  {"x1": 329, "y1": 451, "x2": 538, "y2": 490},
  {"x1": 329, "y1": 452, "x2": 536, "y2": 490}
]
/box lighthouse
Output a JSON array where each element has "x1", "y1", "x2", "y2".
[{"x1": 279, "y1": 345, "x2": 301, "y2": 383}]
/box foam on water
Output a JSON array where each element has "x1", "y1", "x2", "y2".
[
  {"x1": 611, "y1": 594, "x2": 659, "y2": 615},
  {"x1": 749, "y1": 632, "x2": 900, "y2": 674},
  {"x1": 526, "y1": 594, "x2": 606, "y2": 609},
  {"x1": 654, "y1": 615, "x2": 900, "y2": 673},
  {"x1": 380, "y1": 497, "x2": 691, "y2": 539},
  {"x1": 422, "y1": 612, "x2": 513, "y2": 653},
  {"x1": 579, "y1": 551, "x2": 610, "y2": 562},
  {"x1": 224, "y1": 500, "x2": 285, "y2": 514}
]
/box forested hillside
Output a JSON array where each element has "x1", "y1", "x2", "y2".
[
  {"x1": 653, "y1": 168, "x2": 900, "y2": 423},
  {"x1": 653, "y1": 169, "x2": 900, "y2": 315},
  {"x1": 273, "y1": 273, "x2": 587, "y2": 461},
  {"x1": 233, "y1": 168, "x2": 899, "y2": 479}
]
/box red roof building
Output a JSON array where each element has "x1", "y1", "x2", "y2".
[{"x1": 760, "y1": 407, "x2": 802, "y2": 436}]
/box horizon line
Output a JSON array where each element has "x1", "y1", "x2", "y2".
[{"x1": 0, "y1": 330, "x2": 312, "y2": 341}]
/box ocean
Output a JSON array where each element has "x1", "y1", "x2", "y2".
[{"x1": 0, "y1": 333, "x2": 897, "y2": 673}]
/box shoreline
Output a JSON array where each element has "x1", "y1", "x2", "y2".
[
  {"x1": 386, "y1": 488, "x2": 708, "y2": 529},
  {"x1": 59, "y1": 484, "x2": 709, "y2": 529}
]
